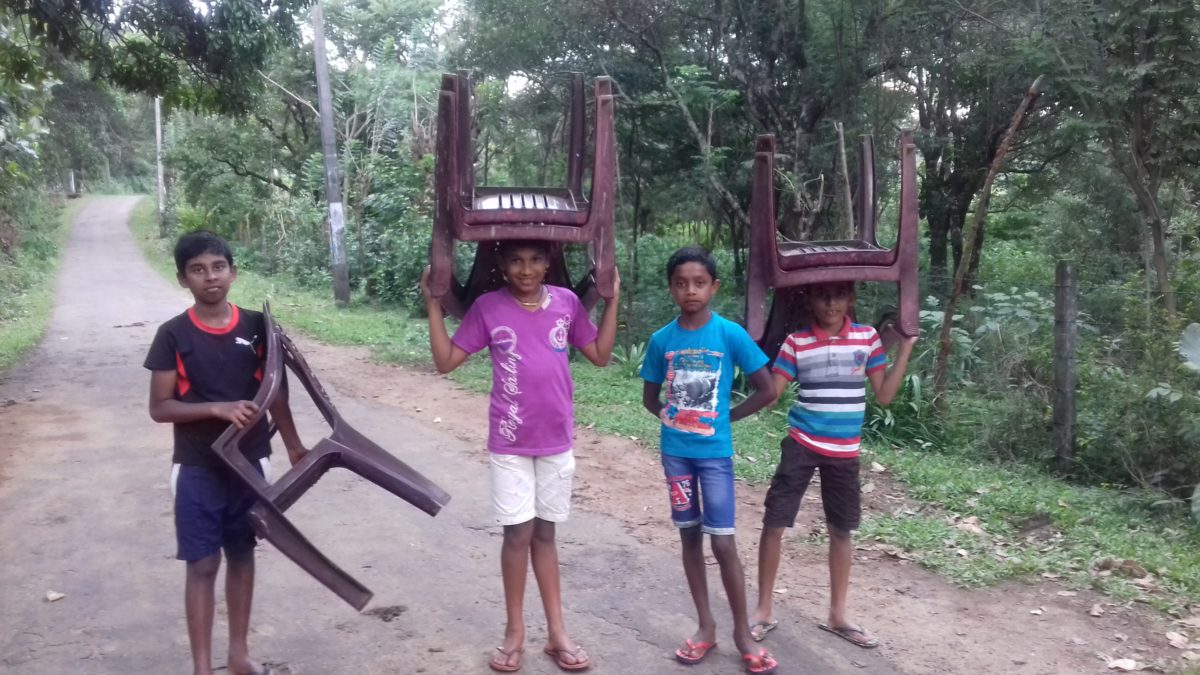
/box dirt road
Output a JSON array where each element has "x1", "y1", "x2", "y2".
[{"x1": 0, "y1": 198, "x2": 1183, "y2": 675}]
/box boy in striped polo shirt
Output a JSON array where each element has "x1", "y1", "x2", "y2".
[{"x1": 750, "y1": 281, "x2": 916, "y2": 649}]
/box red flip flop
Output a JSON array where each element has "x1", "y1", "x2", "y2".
[
  {"x1": 743, "y1": 648, "x2": 778, "y2": 674},
  {"x1": 675, "y1": 639, "x2": 717, "y2": 665}
]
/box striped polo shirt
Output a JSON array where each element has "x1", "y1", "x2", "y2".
[{"x1": 772, "y1": 318, "x2": 886, "y2": 457}]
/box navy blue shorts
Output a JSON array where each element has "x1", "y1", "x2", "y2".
[{"x1": 173, "y1": 461, "x2": 265, "y2": 562}]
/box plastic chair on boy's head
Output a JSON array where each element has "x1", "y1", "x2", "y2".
[{"x1": 428, "y1": 71, "x2": 618, "y2": 318}]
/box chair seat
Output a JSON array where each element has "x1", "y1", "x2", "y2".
[
  {"x1": 472, "y1": 190, "x2": 582, "y2": 211},
  {"x1": 777, "y1": 240, "x2": 895, "y2": 270}
]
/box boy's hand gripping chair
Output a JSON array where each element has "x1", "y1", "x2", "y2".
[
  {"x1": 745, "y1": 131, "x2": 921, "y2": 358},
  {"x1": 212, "y1": 305, "x2": 452, "y2": 610},
  {"x1": 427, "y1": 71, "x2": 617, "y2": 316}
]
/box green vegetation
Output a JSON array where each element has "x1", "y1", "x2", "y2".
[
  {"x1": 127, "y1": 198, "x2": 433, "y2": 362},
  {"x1": 0, "y1": 197, "x2": 85, "y2": 370}
]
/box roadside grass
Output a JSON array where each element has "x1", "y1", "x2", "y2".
[
  {"x1": 858, "y1": 442, "x2": 1200, "y2": 613},
  {"x1": 127, "y1": 197, "x2": 1200, "y2": 611},
  {"x1": 0, "y1": 196, "x2": 87, "y2": 371}
]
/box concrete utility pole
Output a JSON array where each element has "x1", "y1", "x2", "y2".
[
  {"x1": 155, "y1": 96, "x2": 166, "y2": 237},
  {"x1": 311, "y1": 0, "x2": 351, "y2": 306}
]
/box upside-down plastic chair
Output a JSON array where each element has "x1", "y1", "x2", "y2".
[
  {"x1": 428, "y1": 71, "x2": 617, "y2": 317},
  {"x1": 212, "y1": 304, "x2": 452, "y2": 611},
  {"x1": 745, "y1": 131, "x2": 920, "y2": 357}
]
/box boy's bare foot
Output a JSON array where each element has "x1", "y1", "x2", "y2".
[{"x1": 732, "y1": 624, "x2": 759, "y2": 661}]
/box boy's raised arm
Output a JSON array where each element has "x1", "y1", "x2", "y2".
[
  {"x1": 868, "y1": 335, "x2": 918, "y2": 406},
  {"x1": 730, "y1": 366, "x2": 776, "y2": 421},
  {"x1": 420, "y1": 267, "x2": 470, "y2": 374},
  {"x1": 579, "y1": 269, "x2": 621, "y2": 366}
]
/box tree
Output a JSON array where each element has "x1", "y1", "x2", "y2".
[
  {"x1": 889, "y1": 0, "x2": 1064, "y2": 290},
  {"x1": 6, "y1": 0, "x2": 312, "y2": 111},
  {"x1": 1044, "y1": 0, "x2": 1200, "y2": 318}
]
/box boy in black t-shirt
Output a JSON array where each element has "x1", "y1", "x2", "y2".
[{"x1": 144, "y1": 231, "x2": 306, "y2": 675}]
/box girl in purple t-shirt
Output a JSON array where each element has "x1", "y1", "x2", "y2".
[{"x1": 421, "y1": 240, "x2": 618, "y2": 672}]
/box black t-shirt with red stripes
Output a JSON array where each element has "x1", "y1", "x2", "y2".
[{"x1": 143, "y1": 304, "x2": 272, "y2": 467}]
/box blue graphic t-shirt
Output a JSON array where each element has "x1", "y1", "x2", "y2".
[{"x1": 640, "y1": 312, "x2": 769, "y2": 459}]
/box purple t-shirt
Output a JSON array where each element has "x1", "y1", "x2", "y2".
[{"x1": 451, "y1": 286, "x2": 599, "y2": 456}]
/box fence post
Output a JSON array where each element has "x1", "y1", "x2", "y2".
[{"x1": 1053, "y1": 260, "x2": 1078, "y2": 472}]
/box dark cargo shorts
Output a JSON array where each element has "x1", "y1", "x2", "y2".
[{"x1": 762, "y1": 436, "x2": 861, "y2": 532}]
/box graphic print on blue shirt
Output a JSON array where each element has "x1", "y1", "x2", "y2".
[{"x1": 664, "y1": 348, "x2": 723, "y2": 436}]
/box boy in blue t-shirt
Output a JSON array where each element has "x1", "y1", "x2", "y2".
[{"x1": 640, "y1": 246, "x2": 779, "y2": 674}]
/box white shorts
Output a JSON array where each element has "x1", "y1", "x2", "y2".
[{"x1": 489, "y1": 450, "x2": 575, "y2": 526}]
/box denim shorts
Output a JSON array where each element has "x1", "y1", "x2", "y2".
[
  {"x1": 172, "y1": 459, "x2": 268, "y2": 562},
  {"x1": 661, "y1": 454, "x2": 736, "y2": 535}
]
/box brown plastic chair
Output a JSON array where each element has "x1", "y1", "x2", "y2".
[
  {"x1": 745, "y1": 131, "x2": 920, "y2": 356},
  {"x1": 212, "y1": 305, "x2": 452, "y2": 610},
  {"x1": 429, "y1": 71, "x2": 617, "y2": 318}
]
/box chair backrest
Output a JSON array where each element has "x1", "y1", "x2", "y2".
[
  {"x1": 447, "y1": 71, "x2": 592, "y2": 202},
  {"x1": 855, "y1": 136, "x2": 877, "y2": 246}
]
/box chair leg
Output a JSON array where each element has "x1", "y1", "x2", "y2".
[
  {"x1": 897, "y1": 273, "x2": 920, "y2": 337},
  {"x1": 331, "y1": 422, "x2": 452, "y2": 518},
  {"x1": 248, "y1": 501, "x2": 373, "y2": 610},
  {"x1": 759, "y1": 288, "x2": 809, "y2": 362}
]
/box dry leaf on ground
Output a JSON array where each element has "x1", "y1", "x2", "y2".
[
  {"x1": 1166, "y1": 632, "x2": 1190, "y2": 649},
  {"x1": 956, "y1": 521, "x2": 987, "y2": 537}
]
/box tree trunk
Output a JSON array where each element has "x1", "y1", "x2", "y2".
[
  {"x1": 1108, "y1": 141, "x2": 1177, "y2": 320},
  {"x1": 933, "y1": 75, "x2": 1043, "y2": 406}
]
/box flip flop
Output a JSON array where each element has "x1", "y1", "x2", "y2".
[
  {"x1": 543, "y1": 643, "x2": 590, "y2": 671},
  {"x1": 750, "y1": 619, "x2": 779, "y2": 641},
  {"x1": 818, "y1": 622, "x2": 880, "y2": 648},
  {"x1": 219, "y1": 664, "x2": 275, "y2": 675},
  {"x1": 674, "y1": 639, "x2": 717, "y2": 665},
  {"x1": 743, "y1": 648, "x2": 779, "y2": 674},
  {"x1": 490, "y1": 645, "x2": 524, "y2": 672}
]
